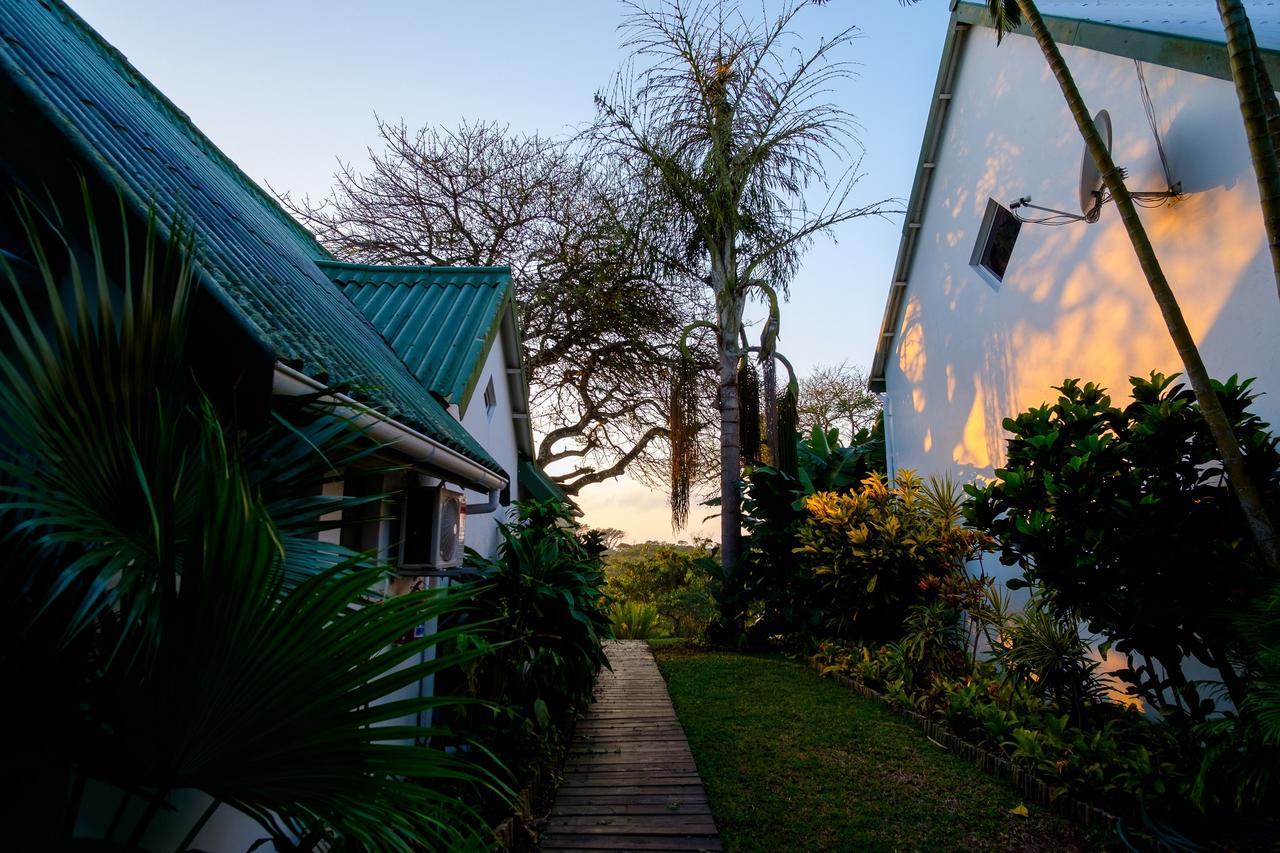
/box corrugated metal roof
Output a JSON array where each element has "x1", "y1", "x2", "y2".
[
  {"x1": 322, "y1": 262, "x2": 512, "y2": 409},
  {"x1": 518, "y1": 457, "x2": 571, "y2": 505},
  {"x1": 0, "y1": 0, "x2": 502, "y2": 476},
  {"x1": 961, "y1": 0, "x2": 1280, "y2": 51}
]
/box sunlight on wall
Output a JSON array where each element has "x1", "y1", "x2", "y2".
[
  {"x1": 952, "y1": 374, "x2": 993, "y2": 470},
  {"x1": 884, "y1": 32, "x2": 1280, "y2": 487},
  {"x1": 899, "y1": 298, "x2": 927, "y2": 385}
]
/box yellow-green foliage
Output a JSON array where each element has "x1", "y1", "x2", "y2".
[
  {"x1": 795, "y1": 470, "x2": 986, "y2": 640},
  {"x1": 604, "y1": 543, "x2": 717, "y2": 638},
  {"x1": 610, "y1": 600, "x2": 670, "y2": 640}
]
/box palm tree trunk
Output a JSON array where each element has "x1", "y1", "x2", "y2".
[
  {"x1": 716, "y1": 255, "x2": 745, "y2": 575},
  {"x1": 1017, "y1": 0, "x2": 1280, "y2": 571},
  {"x1": 1219, "y1": 0, "x2": 1280, "y2": 301}
]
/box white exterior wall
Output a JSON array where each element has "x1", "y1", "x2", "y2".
[
  {"x1": 883, "y1": 32, "x2": 1280, "y2": 485},
  {"x1": 457, "y1": 341, "x2": 519, "y2": 559}
]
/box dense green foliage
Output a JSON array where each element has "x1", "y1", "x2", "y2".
[
  {"x1": 812, "y1": 597, "x2": 1190, "y2": 828},
  {"x1": 604, "y1": 542, "x2": 717, "y2": 638},
  {"x1": 609, "y1": 600, "x2": 669, "y2": 639},
  {"x1": 796, "y1": 471, "x2": 986, "y2": 642},
  {"x1": 453, "y1": 500, "x2": 611, "y2": 786},
  {"x1": 965, "y1": 373, "x2": 1280, "y2": 719},
  {"x1": 0, "y1": 198, "x2": 508, "y2": 850},
  {"x1": 712, "y1": 422, "x2": 886, "y2": 643},
  {"x1": 653, "y1": 643, "x2": 1082, "y2": 851},
  {"x1": 721, "y1": 368, "x2": 1280, "y2": 844}
]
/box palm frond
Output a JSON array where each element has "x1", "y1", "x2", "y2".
[{"x1": 0, "y1": 189, "x2": 513, "y2": 849}]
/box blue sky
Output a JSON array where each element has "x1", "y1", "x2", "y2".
[{"x1": 67, "y1": 0, "x2": 955, "y2": 541}]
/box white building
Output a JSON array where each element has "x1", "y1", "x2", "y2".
[
  {"x1": 325, "y1": 261, "x2": 559, "y2": 560},
  {"x1": 871, "y1": 0, "x2": 1280, "y2": 485},
  {"x1": 0, "y1": 0, "x2": 568, "y2": 847}
]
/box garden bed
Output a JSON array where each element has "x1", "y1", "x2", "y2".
[{"x1": 808, "y1": 661, "x2": 1123, "y2": 839}]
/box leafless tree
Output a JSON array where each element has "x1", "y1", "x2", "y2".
[
  {"x1": 797, "y1": 362, "x2": 881, "y2": 444},
  {"x1": 278, "y1": 120, "x2": 712, "y2": 494}
]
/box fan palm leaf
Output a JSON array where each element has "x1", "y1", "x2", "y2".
[{"x1": 0, "y1": 188, "x2": 513, "y2": 850}]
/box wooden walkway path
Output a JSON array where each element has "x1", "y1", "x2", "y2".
[{"x1": 541, "y1": 641, "x2": 721, "y2": 852}]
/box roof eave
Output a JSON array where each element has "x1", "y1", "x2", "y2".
[
  {"x1": 456, "y1": 276, "x2": 514, "y2": 417},
  {"x1": 273, "y1": 363, "x2": 508, "y2": 493},
  {"x1": 869, "y1": 9, "x2": 971, "y2": 392}
]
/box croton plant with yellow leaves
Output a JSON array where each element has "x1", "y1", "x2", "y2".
[{"x1": 795, "y1": 470, "x2": 989, "y2": 641}]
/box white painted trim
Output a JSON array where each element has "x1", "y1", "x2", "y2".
[{"x1": 272, "y1": 363, "x2": 508, "y2": 493}]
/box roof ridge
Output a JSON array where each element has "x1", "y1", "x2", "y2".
[
  {"x1": 40, "y1": 0, "x2": 334, "y2": 260},
  {"x1": 955, "y1": 0, "x2": 1280, "y2": 54},
  {"x1": 317, "y1": 259, "x2": 513, "y2": 274}
]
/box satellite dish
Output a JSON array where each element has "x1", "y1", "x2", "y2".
[{"x1": 1078, "y1": 109, "x2": 1112, "y2": 217}]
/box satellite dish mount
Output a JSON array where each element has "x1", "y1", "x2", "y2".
[{"x1": 1010, "y1": 109, "x2": 1181, "y2": 225}]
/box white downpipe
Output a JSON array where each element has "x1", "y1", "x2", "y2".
[
  {"x1": 272, "y1": 363, "x2": 508, "y2": 493},
  {"x1": 466, "y1": 489, "x2": 502, "y2": 515}
]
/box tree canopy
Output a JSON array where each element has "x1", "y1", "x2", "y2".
[
  {"x1": 592, "y1": 0, "x2": 894, "y2": 568},
  {"x1": 279, "y1": 120, "x2": 709, "y2": 494}
]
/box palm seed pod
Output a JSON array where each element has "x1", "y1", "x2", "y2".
[
  {"x1": 668, "y1": 352, "x2": 701, "y2": 528},
  {"x1": 777, "y1": 383, "x2": 798, "y2": 478},
  {"x1": 737, "y1": 357, "x2": 761, "y2": 466}
]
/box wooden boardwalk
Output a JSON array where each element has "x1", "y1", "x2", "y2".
[{"x1": 541, "y1": 641, "x2": 721, "y2": 852}]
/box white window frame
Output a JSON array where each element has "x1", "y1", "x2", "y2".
[
  {"x1": 970, "y1": 198, "x2": 1020, "y2": 291},
  {"x1": 483, "y1": 376, "x2": 497, "y2": 420}
]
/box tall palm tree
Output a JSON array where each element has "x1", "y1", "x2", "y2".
[
  {"x1": 904, "y1": 0, "x2": 1280, "y2": 571},
  {"x1": 594, "y1": 0, "x2": 893, "y2": 575},
  {"x1": 1217, "y1": 0, "x2": 1280, "y2": 302}
]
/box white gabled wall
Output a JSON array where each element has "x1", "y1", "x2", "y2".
[
  {"x1": 883, "y1": 32, "x2": 1280, "y2": 484},
  {"x1": 878, "y1": 32, "x2": 1280, "y2": 709},
  {"x1": 457, "y1": 340, "x2": 520, "y2": 559}
]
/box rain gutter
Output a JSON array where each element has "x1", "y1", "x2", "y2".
[{"x1": 272, "y1": 362, "x2": 508, "y2": 494}]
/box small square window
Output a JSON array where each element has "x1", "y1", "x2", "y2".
[
  {"x1": 483, "y1": 377, "x2": 497, "y2": 419},
  {"x1": 971, "y1": 199, "x2": 1021, "y2": 289}
]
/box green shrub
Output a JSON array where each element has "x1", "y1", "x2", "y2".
[
  {"x1": 988, "y1": 595, "x2": 1107, "y2": 725},
  {"x1": 453, "y1": 500, "x2": 611, "y2": 783},
  {"x1": 604, "y1": 542, "x2": 717, "y2": 638},
  {"x1": 719, "y1": 422, "x2": 886, "y2": 644},
  {"x1": 965, "y1": 373, "x2": 1280, "y2": 719},
  {"x1": 794, "y1": 470, "x2": 987, "y2": 642},
  {"x1": 610, "y1": 600, "x2": 670, "y2": 639},
  {"x1": 0, "y1": 199, "x2": 506, "y2": 850}
]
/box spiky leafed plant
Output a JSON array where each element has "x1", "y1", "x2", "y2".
[
  {"x1": 595, "y1": 0, "x2": 894, "y2": 574},
  {"x1": 899, "y1": 0, "x2": 1280, "y2": 572},
  {"x1": 0, "y1": 189, "x2": 510, "y2": 850}
]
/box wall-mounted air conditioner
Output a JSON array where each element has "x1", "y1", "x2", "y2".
[{"x1": 397, "y1": 486, "x2": 466, "y2": 574}]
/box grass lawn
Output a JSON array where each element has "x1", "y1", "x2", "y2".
[{"x1": 651, "y1": 642, "x2": 1090, "y2": 852}]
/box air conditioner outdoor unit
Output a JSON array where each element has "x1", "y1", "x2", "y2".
[{"x1": 397, "y1": 486, "x2": 466, "y2": 575}]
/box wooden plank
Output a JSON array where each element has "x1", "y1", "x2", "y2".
[
  {"x1": 548, "y1": 815, "x2": 719, "y2": 834},
  {"x1": 541, "y1": 834, "x2": 723, "y2": 851},
  {"x1": 542, "y1": 641, "x2": 720, "y2": 852},
  {"x1": 552, "y1": 788, "x2": 709, "y2": 800},
  {"x1": 551, "y1": 803, "x2": 713, "y2": 817}
]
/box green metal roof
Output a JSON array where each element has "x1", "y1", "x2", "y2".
[
  {"x1": 518, "y1": 457, "x2": 571, "y2": 505},
  {"x1": 321, "y1": 262, "x2": 512, "y2": 410},
  {"x1": 0, "y1": 0, "x2": 502, "y2": 477}
]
